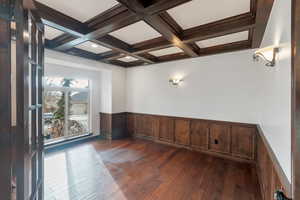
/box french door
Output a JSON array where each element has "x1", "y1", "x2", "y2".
[{"x1": 0, "y1": 0, "x2": 45, "y2": 199}]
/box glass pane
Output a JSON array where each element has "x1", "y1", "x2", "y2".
[
  {"x1": 68, "y1": 91, "x2": 89, "y2": 137},
  {"x1": 45, "y1": 77, "x2": 89, "y2": 89},
  {"x1": 43, "y1": 91, "x2": 65, "y2": 141}
]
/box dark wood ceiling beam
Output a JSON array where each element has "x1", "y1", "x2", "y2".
[
  {"x1": 107, "y1": 60, "x2": 130, "y2": 67},
  {"x1": 116, "y1": 0, "x2": 198, "y2": 57},
  {"x1": 143, "y1": 0, "x2": 192, "y2": 15},
  {"x1": 34, "y1": 1, "x2": 88, "y2": 37},
  {"x1": 35, "y1": 1, "x2": 154, "y2": 64},
  {"x1": 96, "y1": 35, "x2": 155, "y2": 63},
  {"x1": 84, "y1": 4, "x2": 128, "y2": 28},
  {"x1": 124, "y1": 60, "x2": 149, "y2": 67},
  {"x1": 144, "y1": 15, "x2": 198, "y2": 57},
  {"x1": 54, "y1": 11, "x2": 140, "y2": 51},
  {"x1": 117, "y1": 0, "x2": 192, "y2": 15},
  {"x1": 182, "y1": 13, "x2": 256, "y2": 43},
  {"x1": 159, "y1": 11, "x2": 201, "y2": 52},
  {"x1": 251, "y1": 0, "x2": 275, "y2": 48},
  {"x1": 100, "y1": 51, "x2": 124, "y2": 61},
  {"x1": 100, "y1": 13, "x2": 255, "y2": 61},
  {"x1": 198, "y1": 40, "x2": 251, "y2": 56},
  {"x1": 66, "y1": 48, "x2": 102, "y2": 60},
  {"x1": 132, "y1": 37, "x2": 172, "y2": 54},
  {"x1": 128, "y1": 40, "x2": 252, "y2": 67},
  {"x1": 156, "y1": 52, "x2": 189, "y2": 62}
]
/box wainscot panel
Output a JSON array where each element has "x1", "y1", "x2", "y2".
[
  {"x1": 256, "y1": 125, "x2": 292, "y2": 200},
  {"x1": 126, "y1": 112, "x2": 257, "y2": 163},
  {"x1": 99, "y1": 112, "x2": 127, "y2": 139}
]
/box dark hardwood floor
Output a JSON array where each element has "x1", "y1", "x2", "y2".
[{"x1": 44, "y1": 139, "x2": 262, "y2": 200}]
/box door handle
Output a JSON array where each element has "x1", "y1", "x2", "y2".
[{"x1": 274, "y1": 190, "x2": 291, "y2": 200}]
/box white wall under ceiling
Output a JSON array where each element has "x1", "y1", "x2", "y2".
[
  {"x1": 125, "y1": 0, "x2": 292, "y2": 182},
  {"x1": 126, "y1": 50, "x2": 261, "y2": 124}
]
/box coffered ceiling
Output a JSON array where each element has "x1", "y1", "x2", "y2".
[
  {"x1": 34, "y1": 0, "x2": 275, "y2": 67},
  {"x1": 167, "y1": 0, "x2": 251, "y2": 29}
]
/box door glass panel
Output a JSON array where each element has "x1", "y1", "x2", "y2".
[
  {"x1": 43, "y1": 91, "x2": 65, "y2": 141},
  {"x1": 68, "y1": 91, "x2": 89, "y2": 137}
]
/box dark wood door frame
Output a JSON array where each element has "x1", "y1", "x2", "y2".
[
  {"x1": 0, "y1": 1, "x2": 12, "y2": 199},
  {"x1": 292, "y1": 0, "x2": 300, "y2": 199}
]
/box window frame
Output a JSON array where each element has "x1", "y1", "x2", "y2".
[{"x1": 43, "y1": 80, "x2": 91, "y2": 143}]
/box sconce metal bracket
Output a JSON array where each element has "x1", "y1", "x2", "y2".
[{"x1": 253, "y1": 47, "x2": 279, "y2": 67}]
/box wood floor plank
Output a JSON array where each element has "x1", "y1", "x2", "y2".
[{"x1": 45, "y1": 139, "x2": 262, "y2": 200}]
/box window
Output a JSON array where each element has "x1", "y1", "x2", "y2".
[{"x1": 43, "y1": 77, "x2": 91, "y2": 143}]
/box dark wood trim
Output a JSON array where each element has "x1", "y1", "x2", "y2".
[
  {"x1": 143, "y1": 0, "x2": 192, "y2": 15},
  {"x1": 292, "y1": 0, "x2": 300, "y2": 199},
  {"x1": 116, "y1": 0, "x2": 198, "y2": 57},
  {"x1": 182, "y1": 13, "x2": 255, "y2": 43},
  {"x1": 143, "y1": 15, "x2": 198, "y2": 57},
  {"x1": 0, "y1": 3, "x2": 12, "y2": 199},
  {"x1": 131, "y1": 37, "x2": 172, "y2": 55},
  {"x1": 251, "y1": 0, "x2": 275, "y2": 48},
  {"x1": 256, "y1": 125, "x2": 292, "y2": 198},
  {"x1": 198, "y1": 40, "x2": 252, "y2": 56}
]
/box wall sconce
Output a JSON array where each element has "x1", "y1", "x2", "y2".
[
  {"x1": 169, "y1": 77, "x2": 183, "y2": 87},
  {"x1": 253, "y1": 47, "x2": 280, "y2": 67}
]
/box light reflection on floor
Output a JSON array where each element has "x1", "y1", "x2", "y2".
[{"x1": 44, "y1": 144, "x2": 127, "y2": 200}]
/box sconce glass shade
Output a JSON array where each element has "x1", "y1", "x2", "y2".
[{"x1": 253, "y1": 47, "x2": 279, "y2": 67}]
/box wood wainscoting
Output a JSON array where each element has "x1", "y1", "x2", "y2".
[
  {"x1": 127, "y1": 112, "x2": 257, "y2": 163},
  {"x1": 126, "y1": 112, "x2": 292, "y2": 199},
  {"x1": 256, "y1": 126, "x2": 292, "y2": 199},
  {"x1": 99, "y1": 112, "x2": 127, "y2": 139}
]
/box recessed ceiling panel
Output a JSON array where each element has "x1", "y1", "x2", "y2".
[
  {"x1": 118, "y1": 56, "x2": 139, "y2": 62},
  {"x1": 167, "y1": 0, "x2": 251, "y2": 29},
  {"x1": 196, "y1": 31, "x2": 249, "y2": 48},
  {"x1": 149, "y1": 47, "x2": 184, "y2": 57},
  {"x1": 45, "y1": 25, "x2": 64, "y2": 40},
  {"x1": 36, "y1": 0, "x2": 119, "y2": 22},
  {"x1": 109, "y1": 21, "x2": 161, "y2": 44},
  {"x1": 75, "y1": 41, "x2": 111, "y2": 54}
]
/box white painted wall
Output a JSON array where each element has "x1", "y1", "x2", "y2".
[
  {"x1": 125, "y1": 0, "x2": 291, "y2": 182},
  {"x1": 256, "y1": 0, "x2": 292, "y2": 182},
  {"x1": 45, "y1": 49, "x2": 126, "y2": 134},
  {"x1": 126, "y1": 50, "x2": 261, "y2": 123}
]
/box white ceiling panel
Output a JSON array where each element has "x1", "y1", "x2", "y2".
[
  {"x1": 75, "y1": 41, "x2": 111, "y2": 54},
  {"x1": 45, "y1": 25, "x2": 64, "y2": 40},
  {"x1": 109, "y1": 21, "x2": 161, "y2": 44},
  {"x1": 149, "y1": 47, "x2": 184, "y2": 57},
  {"x1": 196, "y1": 31, "x2": 249, "y2": 48},
  {"x1": 36, "y1": 0, "x2": 119, "y2": 22},
  {"x1": 118, "y1": 56, "x2": 139, "y2": 62},
  {"x1": 168, "y1": 0, "x2": 251, "y2": 29}
]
